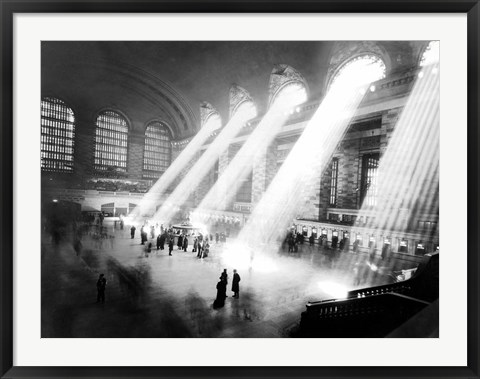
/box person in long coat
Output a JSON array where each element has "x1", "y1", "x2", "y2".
[
  {"x1": 177, "y1": 234, "x2": 183, "y2": 250},
  {"x1": 213, "y1": 279, "x2": 227, "y2": 309},
  {"x1": 156, "y1": 234, "x2": 162, "y2": 250},
  {"x1": 220, "y1": 269, "x2": 228, "y2": 284},
  {"x1": 231, "y1": 269, "x2": 241, "y2": 298},
  {"x1": 168, "y1": 238, "x2": 174, "y2": 256},
  {"x1": 183, "y1": 236, "x2": 188, "y2": 252},
  {"x1": 159, "y1": 232, "x2": 166, "y2": 250},
  {"x1": 130, "y1": 225, "x2": 136, "y2": 239}
]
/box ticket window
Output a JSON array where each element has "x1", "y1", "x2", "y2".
[
  {"x1": 342, "y1": 232, "x2": 350, "y2": 251},
  {"x1": 331, "y1": 231, "x2": 339, "y2": 248},
  {"x1": 415, "y1": 241, "x2": 426, "y2": 255},
  {"x1": 398, "y1": 239, "x2": 408, "y2": 253},
  {"x1": 312, "y1": 228, "x2": 318, "y2": 239},
  {"x1": 368, "y1": 236, "x2": 376, "y2": 249},
  {"x1": 382, "y1": 237, "x2": 391, "y2": 259},
  {"x1": 320, "y1": 229, "x2": 327, "y2": 246},
  {"x1": 353, "y1": 233, "x2": 362, "y2": 252},
  {"x1": 302, "y1": 226, "x2": 308, "y2": 237}
]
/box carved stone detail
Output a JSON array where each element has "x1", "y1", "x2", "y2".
[
  {"x1": 200, "y1": 102, "x2": 220, "y2": 128},
  {"x1": 326, "y1": 42, "x2": 390, "y2": 90},
  {"x1": 229, "y1": 84, "x2": 254, "y2": 118},
  {"x1": 268, "y1": 64, "x2": 309, "y2": 108}
]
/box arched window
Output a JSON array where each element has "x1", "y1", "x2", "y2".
[
  {"x1": 41, "y1": 97, "x2": 75, "y2": 172},
  {"x1": 232, "y1": 100, "x2": 257, "y2": 121},
  {"x1": 271, "y1": 82, "x2": 308, "y2": 108},
  {"x1": 420, "y1": 41, "x2": 439, "y2": 67},
  {"x1": 94, "y1": 110, "x2": 128, "y2": 173},
  {"x1": 203, "y1": 113, "x2": 222, "y2": 130},
  {"x1": 143, "y1": 121, "x2": 172, "y2": 179},
  {"x1": 268, "y1": 64, "x2": 308, "y2": 109},
  {"x1": 330, "y1": 55, "x2": 386, "y2": 89}
]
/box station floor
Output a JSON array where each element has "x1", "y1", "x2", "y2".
[{"x1": 41, "y1": 223, "x2": 421, "y2": 338}]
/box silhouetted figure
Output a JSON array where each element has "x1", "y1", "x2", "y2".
[
  {"x1": 130, "y1": 226, "x2": 136, "y2": 239},
  {"x1": 213, "y1": 279, "x2": 227, "y2": 309},
  {"x1": 309, "y1": 234, "x2": 315, "y2": 246},
  {"x1": 203, "y1": 242, "x2": 210, "y2": 258},
  {"x1": 157, "y1": 234, "x2": 161, "y2": 250},
  {"x1": 183, "y1": 236, "x2": 188, "y2": 252},
  {"x1": 168, "y1": 238, "x2": 174, "y2": 256},
  {"x1": 331, "y1": 235, "x2": 338, "y2": 249},
  {"x1": 73, "y1": 237, "x2": 82, "y2": 256},
  {"x1": 232, "y1": 269, "x2": 241, "y2": 298},
  {"x1": 220, "y1": 269, "x2": 228, "y2": 284},
  {"x1": 96, "y1": 274, "x2": 106, "y2": 304},
  {"x1": 177, "y1": 234, "x2": 183, "y2": 250},
  {"x1": 192, "y1": 237, "x2": 198, "y2": 252},
  {"x1": 150, "y1": 225, "x2": 155, "y2": 239},
  {"x1": 159, "y1": 233, "x2": 166, "y2": 250},
  {"x1": 120, "y1": 220, "x2": 124, "y2": 230}
]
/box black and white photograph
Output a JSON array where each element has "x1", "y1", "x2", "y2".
[{"x1": 40, "y1": 40, "x2": 439, "y2": 339}]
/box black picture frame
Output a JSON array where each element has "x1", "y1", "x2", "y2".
[{"x1": 1, "y1": 1, "x2": 479, "y2": 378}]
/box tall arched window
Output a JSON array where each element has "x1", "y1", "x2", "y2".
[
  {"x1": 420, "y1": 41, "x2": 439, "y2": 67},
  {"x1": 330, "y1": 55, "x2": 386, "y2": 90},
  {"x1": 41, "y1": 97, "x2": 75, "y2": 172},
  {"x1": 271, "y1": 82, "x2": 308, "y2": 108},
  {"x1": 143, "y1": 121, "x2": 172, "y2": 179},
  {"x1": 94, "y1": 110, "x2": 129, "y2": 173}
]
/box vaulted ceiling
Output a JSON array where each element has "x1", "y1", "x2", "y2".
[{"x1": 41, "y1": 41, "x2": 427, "y2": 139}]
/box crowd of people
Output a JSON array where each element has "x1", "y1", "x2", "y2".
[{"x1": 129, "y1": 221, "x2": 231, "y2": 261}]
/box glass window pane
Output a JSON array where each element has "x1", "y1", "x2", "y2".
[{"x1": 40, "y1": 97, "x2": 75, "y2": 172}]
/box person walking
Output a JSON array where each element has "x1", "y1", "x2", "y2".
[
  {"x1": 96, "y1": 274, "x2": 107, "y2": 304},
  {"x1": 130, "y1": 225, "x2": 136, "y2": 239},
  {"x1": 168, "y1": 238, "x2": 174, "y2": 256},
  {"x1": 232, "y1": 269, "x2": 241, "y2": 298},
  {"x1": 183, "y1": 235, "x2": 188, "y2": 252}
]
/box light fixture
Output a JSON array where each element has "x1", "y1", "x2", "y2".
[{"x1": 369, "y1": 85, "x2": 376, "y2": 92}]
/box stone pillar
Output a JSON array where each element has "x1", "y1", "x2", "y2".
[
  {"x1": 252, "y1": 140, "x2": 277, "y2": 206},
  {"x1": 73, "y1": 112, "x2": 96, "y2": 184},
  {"x1": 127, "y1": 131, "x2": 145, "y2": 180}
]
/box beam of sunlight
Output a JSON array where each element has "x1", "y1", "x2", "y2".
[
  {"x1": 237, "y1": 58, "x2": 385, "y2": 252},
  {"x1": 130, "y1": 116, "x2": 222, "y2": 221},
  {"x1": 152, "y1": 101, "x2": 257, "y2": 224},
  {"x1": 192, "y1": 85, "x2": 307, "y2": 222},
  {"x1": 356, "y1": 63, "x2": 439, "y2": 238}
]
